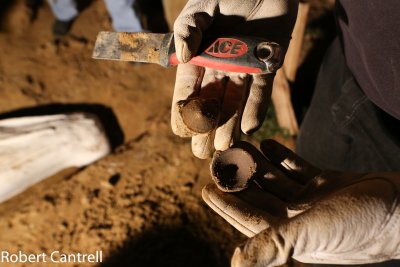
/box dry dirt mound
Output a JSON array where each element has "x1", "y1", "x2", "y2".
[
  {"x1": 0, "y1": 1, "x2": 244, "y2": 266},
  {"x1": 0, "y1": 116, "x2": 243, "y2": 267},
  {"x1": 0, "y1": 0, "x2": 333, "y2": 266}
]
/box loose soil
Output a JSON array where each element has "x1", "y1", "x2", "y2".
[{"x1": 0, "y1": 0, "x2": 334, "y2": 266}]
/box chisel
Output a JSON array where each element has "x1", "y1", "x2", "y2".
[{"x1": 92, "y1": 32, "x2": 284, "y2": 74}]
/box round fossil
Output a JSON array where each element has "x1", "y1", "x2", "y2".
[
  {"x1": 179, "y1": 97, "x2": 220, "y2": 134},
  {"x1": 211, "y1": 147, "x2": 257, "y2": 192}
]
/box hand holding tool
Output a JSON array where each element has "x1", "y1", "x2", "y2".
[
  {"x1": 171, "y1": 0, "x2": 298, "y2": 159},
  {"x1": 93, "y1": 0, "x2": 298, "y2": 159}
]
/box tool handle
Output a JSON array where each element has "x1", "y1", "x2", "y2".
[{"x1": 167, "y1": 35, "x2": 285, "y2": 74}]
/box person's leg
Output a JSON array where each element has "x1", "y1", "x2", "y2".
[
  {"x1": 296, "y1": 38, "x2": 352, "y2": 171},
  {"x1": 46, "y1": 0, "x2": 78, "y2": 36},
  {"x1": 103, "y1": 0, "x2": 144, "y2": 32},
  {"x1": 297, "y1": 38, "x2": 400, "y2": 266},
  {"x1": 297, "y1": 38, "x2": 400, "y2": 172},
  {"x1": 46, "y1": 0, "x2": 78, "y2": 21}
]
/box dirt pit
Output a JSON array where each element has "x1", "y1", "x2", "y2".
[{"x1": 0, "y1": 0, "x2": 333, "y2": 266}]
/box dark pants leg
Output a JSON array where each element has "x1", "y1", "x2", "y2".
[
  {"x1": 296, "y1": 38, "x2": 400, "y2": 266},
  {"x1": 297, "y1": 38, "x2": 400, "y2": 172}
]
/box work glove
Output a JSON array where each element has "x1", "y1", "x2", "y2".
[
  {"x1": 202, "y1": 140, "x2": 400, "y2": 266},
  {"x1": 171, "y1": 0, "x2": 298, "y2": 159}
]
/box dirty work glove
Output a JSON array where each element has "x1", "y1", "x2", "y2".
[
  {"x1": 202, "y1": 140, "x2": 400, "y2": 266},
  {"x1": 171, "y1": 0, "x2": 298, "y2": 159}
]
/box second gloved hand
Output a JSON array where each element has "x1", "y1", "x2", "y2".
[
  {"x1": 203, "y1": 140, "x2": 400, "y2": 266},
  {"x1": 171, "y1": 0, "x2": 298, "y2": 159}
]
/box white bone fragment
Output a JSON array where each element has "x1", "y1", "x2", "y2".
[{"x1": 0, "y1": 113, "x2": 111, "y2": 203}]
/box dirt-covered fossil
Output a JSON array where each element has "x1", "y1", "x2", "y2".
[
  {"x1": 210, "y1": 142, "x2": 268, "y2": 192},
  {"x1": 178, "y1": 97, "x2": 220, "y2": 134}
]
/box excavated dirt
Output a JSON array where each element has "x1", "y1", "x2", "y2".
[
  {"x1": 0, "y1": 0, "x2": 334, "y2": 266},
  {"x1": 0, "y1": 1, "x2": 243, "y2": 266}
]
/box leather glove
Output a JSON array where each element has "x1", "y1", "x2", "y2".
[
  {"x1": 171, "y1": 0, "x2": 298, "y2": 159},
  {"x1": 202, "y1": 139, "x2": 400, "y2": 266}
]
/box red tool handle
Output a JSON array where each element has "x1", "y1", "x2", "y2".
[{"x1": 164, "y1": 35, "x2": 284, "y2": 74}]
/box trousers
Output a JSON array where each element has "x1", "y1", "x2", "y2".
[
  {"x1": 297, "y1": 38, "x2": 400, "y2": 266},
  {"x1": 46, "y1": 0, "x2": 143, "y2": 32}
]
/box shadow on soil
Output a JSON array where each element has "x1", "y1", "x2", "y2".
[
  {"x1": 0, "y1": 0, "x2": 15, "y2": 31},
  {"x1": 0, "y1": 103, "x2": 124, "y2": 150},
  {"x1": 101, "y1": 226, "x2": 231, "y2": 267}
]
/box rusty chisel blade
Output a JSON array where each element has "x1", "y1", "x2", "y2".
[{"x1": 92, "y1": 32, "x2": 173, "y2": 65}]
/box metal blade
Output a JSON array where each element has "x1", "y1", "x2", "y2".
[{"x1": 92, "y1": 32, "x2": 167, "y2": 64}]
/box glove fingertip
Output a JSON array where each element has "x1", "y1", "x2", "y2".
[
  {"x1": 231, "y1": 246, "x2": 247, "y2": 267},
  {"x1": 201, "y1": 183, "x2": 216, "y2": 203},
  {"x1": 192, "y1": 141, "x2": 213, "y2": 160},
  {"x1": 192, "y1": 132, "x2": 215, "y2": 159},
  {"x1": 176, "y1": 40, "x2": 192, "y2": 63},
  {"x1": 174, "y1": 26, "x2": 202, "y2": 63},
  {"x1": 192, "y1": 148, "x2": 212, "y2": 159},
  {"x1": 241, "y1": 118, "x2": 263, "y2": 135}
]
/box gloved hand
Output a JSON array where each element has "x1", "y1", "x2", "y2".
[
  {"x1": 202, "y1": 139, "x2": 400, "y2": 266},
  {"x1": 171, "y1": 0, "x2": 298, "y2": 159}
]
